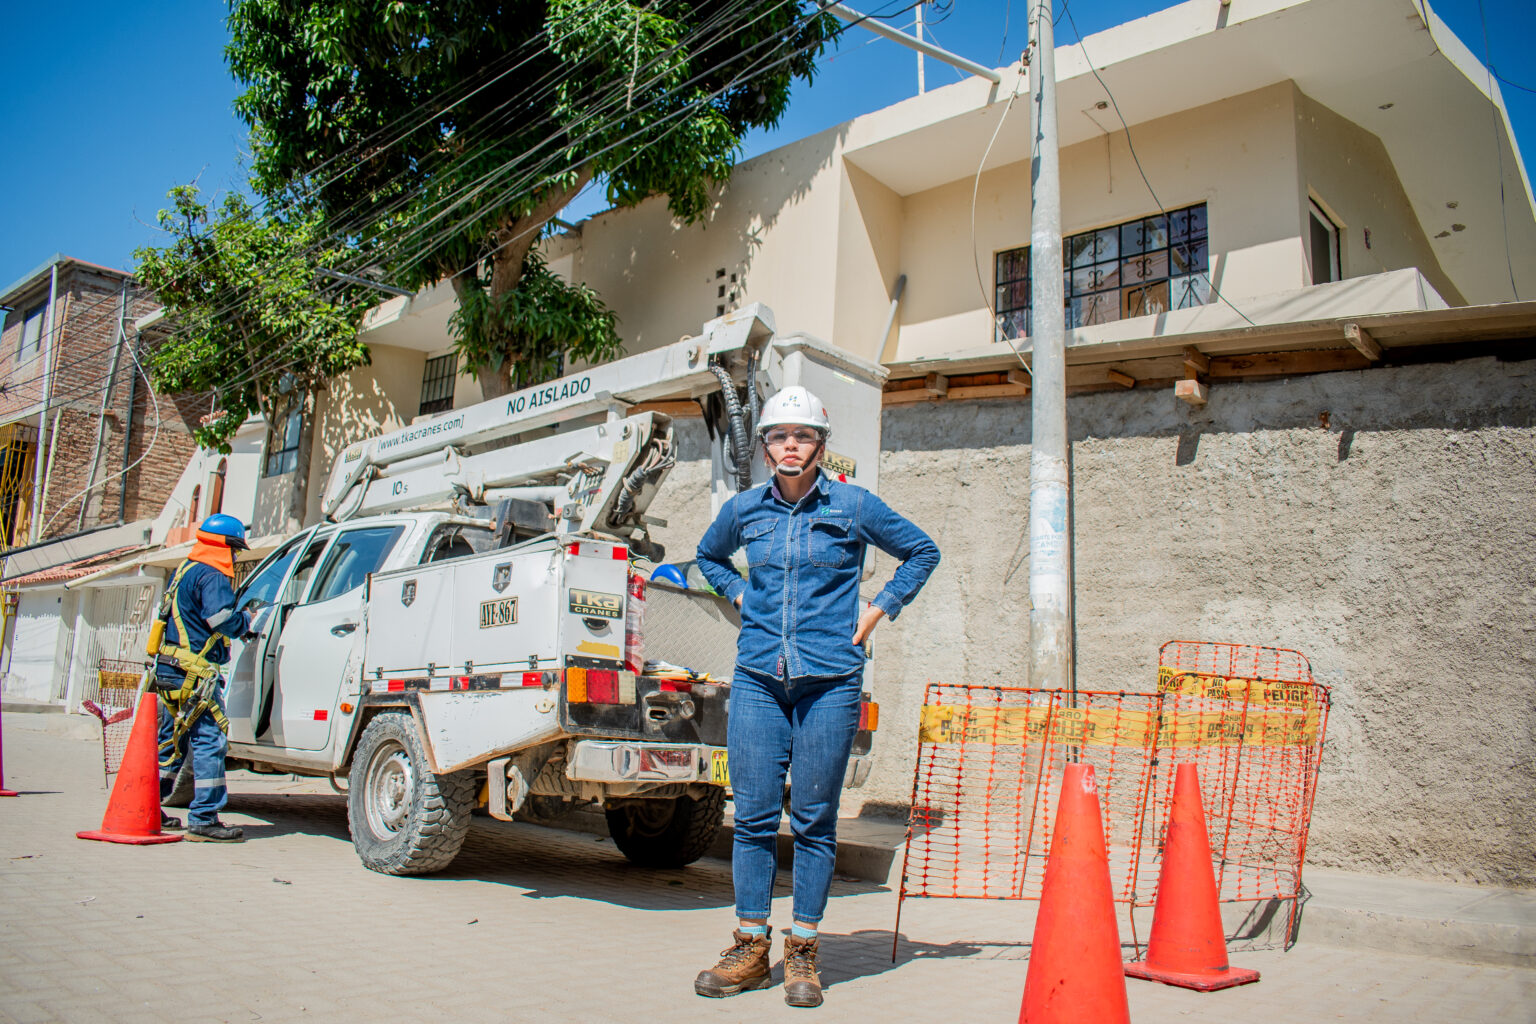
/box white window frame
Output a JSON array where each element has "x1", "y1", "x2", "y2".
[
  {"x1": 19, "y1": 303, "x2": 46, "y2": 355},
  {"x1": 1308, "y1": 199, "x2": 1341, "y2": 285},
  {"x1": 264, "y1": 400, "x2": 304, "y2": 478}
]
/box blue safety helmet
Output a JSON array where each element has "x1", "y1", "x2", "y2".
[
  {"x1": 650, "y1": 563, "x2": 688, "y2": 588},
  {"x1": 199, "y1": 513, "x2": 249, "y2": 550}
]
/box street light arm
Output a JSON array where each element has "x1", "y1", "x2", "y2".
[{"x1": 820, "y1": 2, "x2": 1002, "y2": 83}]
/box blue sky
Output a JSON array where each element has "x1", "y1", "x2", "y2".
[{"x1": 1, "y1": 0, "x2": 1531, "y2": 291}]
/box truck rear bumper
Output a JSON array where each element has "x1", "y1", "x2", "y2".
[{"x1": 567, "y1": 739, "x2": 872, "y2": 789}]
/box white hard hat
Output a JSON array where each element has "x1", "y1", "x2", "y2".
[{"x1": 757, "y1": 386, "x2": 831, "y2": 438}]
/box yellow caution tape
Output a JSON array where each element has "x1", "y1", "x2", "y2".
[
  {"x1": 918, "y1": 703, "x2": 1319, "y2": 748},
  {"x1": 1156, "y1": 667, "x2": 1319, "y2": 709}
]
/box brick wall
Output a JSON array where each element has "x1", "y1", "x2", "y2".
[{"x1": 0, "y1": 261, "x2": 200, "y2": 544}]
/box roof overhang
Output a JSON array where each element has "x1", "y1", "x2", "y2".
[
  {"x1": 63, "y1": 533, "x2": 290, "y2": 590},
  {"x1": 359, "y1": 278, "x2": 458, "y2": 353},
  {"x1": 836, "y1": 0, "x2": 1535, "y2": 305},
  {"x1": 883, "y1": 274, "x2": 1536, "y2": 385}
]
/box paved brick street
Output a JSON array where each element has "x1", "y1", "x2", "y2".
[{"x1": 1, "y1": 720, "x2": 1532, "y2": 1024}]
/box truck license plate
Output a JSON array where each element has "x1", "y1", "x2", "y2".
[
  {"x1": 478, "y1": 597, "x2": 518, "y2": 628},
  {"x1": 709, "y1": 749, "x2": 730, "y2": 787}
]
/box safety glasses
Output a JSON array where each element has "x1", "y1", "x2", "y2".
[{"x1": 762, "y1": 428, "x2": 821, "y2": 448}]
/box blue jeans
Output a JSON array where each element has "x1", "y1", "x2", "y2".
[
  {"x1": 157, "y1": 694, "x2": 229, "y2": 826},
  {"x1": 728, "y1": 665, "x2": 862, "y2": 924}
]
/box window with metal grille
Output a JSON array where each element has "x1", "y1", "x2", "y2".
[
  {"x1": 996, "y1": 203, "x2": 1211, "y2": 342},
  {"x1": 419, "y1": 354, "x2": 457, "y2": 416}
]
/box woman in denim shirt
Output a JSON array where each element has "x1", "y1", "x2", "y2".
[{"x1": 692, "y1": 386, "x2": 939, "y2": 1007}]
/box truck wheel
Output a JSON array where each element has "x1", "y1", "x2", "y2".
[
  {"x1": 162, "y1": 761, "x2": 194, "y2": 808},
  {"x1": 605, "y1": 787, "x2": 727, "y2": 868},
  {"x1": 347, "y1": 712, "x2": 475, "y2": 876}
]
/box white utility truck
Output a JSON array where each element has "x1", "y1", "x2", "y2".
[{"x1": 215, "y1": 305, "x2": 888, "y2": 875}]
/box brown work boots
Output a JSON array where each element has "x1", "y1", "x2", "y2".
[
  {"x1": 782, "y1": 932, "x2": 824, "y2": 1007},
  {"x1": 694, "y1": 928, "x2": 825, "y2": 1008},
  {"x1": 694, "y1": 929, "x2": 774, "y2": 998}
]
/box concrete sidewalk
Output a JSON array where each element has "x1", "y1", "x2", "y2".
[{"x1": 1, "y1": 714, "x2": 1532, "y2": 1023}]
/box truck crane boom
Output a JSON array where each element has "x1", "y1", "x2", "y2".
[{"x1": 320, "y1": 303, "x2": 889, "y2": 546}]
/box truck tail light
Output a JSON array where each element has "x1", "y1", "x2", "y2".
[
  {"x1": 859, "y1": 701, "x2": 879, "y2": 732},
  {"x1": 612, "y1": 545, "x2": 628, "y2": 560},
  {"x1": 567, "y1": 667, "x2": 625, "y2": 704},
  {"x1": 586, "y1": 669, "x2": 620, "y2": 703}
]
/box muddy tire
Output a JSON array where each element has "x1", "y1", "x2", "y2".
[
  {"x1": 605, "y1": 787, "x2": 727, "y2": 868},
  {"x1": 162, "y1": 760, "x2": 195, "y2": 808},
  {"x1": 347, "y1": 712, "x2": 475, "y2": 876}
]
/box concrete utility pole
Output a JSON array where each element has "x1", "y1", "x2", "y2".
[{"x1": 1025, "y1": 0, "x2": 1073, "y2": 696}]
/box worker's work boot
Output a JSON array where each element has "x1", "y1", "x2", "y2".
[
  {"x1": 160, "y1": 812, "x2": 184, "y2": 831},
  {"x1": 186, "y1": 820, "x2": 244, "y2": 843},
  {"x1": 782, "y1": 932, "x2": 824, "y2": 1008},
  {"x1": 694, "y1": 929, "x2": 773, "y2": 997}
]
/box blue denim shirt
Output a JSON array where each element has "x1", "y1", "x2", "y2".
[{"x1": 696, "y1": 472, "x2": 940, "y2": 682}]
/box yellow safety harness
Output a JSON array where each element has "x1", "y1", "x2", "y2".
[{"x1": 156, "y1": 561, "x2": 232, "y2": 764}]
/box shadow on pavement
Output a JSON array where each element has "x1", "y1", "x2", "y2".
[
  {"x1": 228, "y1": 793, "x2": 353, "y2": 841},
  {"x1": 225, "y1": 791, "x2": 883, "y2": 914},
  {"x1": 820, "y1": 929, "x2": 1030, "y2": 988}
]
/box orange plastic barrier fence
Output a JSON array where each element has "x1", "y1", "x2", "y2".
[
  {"x1": 894, "y1": 642, "x2": 1329, "y2": 955},
  {"x1": 82, "y1": 659, "x2": 145, "y2": 782}
]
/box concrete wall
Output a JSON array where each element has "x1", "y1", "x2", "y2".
[
  {"x1": 241, "y1": 342, "x2": 429, "y2": 534},
  {"x1": 148, "y1": 423, "x2": 265, "y2": 545},
  {"x1": 303, "y1": 342, "x2": 426, "y2": 524},
  {"x1": 1294, "y1": 89, "x2": 1466, "y2": 305},
  {"x1": 569, "y1": 125, "x2": 845, "y2": 356},
  {"x1": 645, "y1": 355, "x2": 1536, "y2": 888}
]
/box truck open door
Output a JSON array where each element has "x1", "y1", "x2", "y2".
[{"x1": 269, "y1": 523, "x2": 405, "y2": 752}]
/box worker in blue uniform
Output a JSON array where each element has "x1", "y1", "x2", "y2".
[{"x1": 155, "y1": 513, "x2": 253, "y2": 843}]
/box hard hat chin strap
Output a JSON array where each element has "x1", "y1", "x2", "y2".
[{"x1": 764, "y1": 437, "x2": 825, "y2": 480}]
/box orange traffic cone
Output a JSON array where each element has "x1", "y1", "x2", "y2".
[
  {"x1": 1019, "y1": 762, "x2": 1130, "y2": 1024},
  {"x1": 77, "y1": 692, "x2": 182, "y2": 845},
  {"x1": 1125, "y1": 762, "x2": 1259, "y2": 991}
]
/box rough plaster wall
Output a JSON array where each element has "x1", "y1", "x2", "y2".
[{"x1": 647, "y1": 357, "x2": 1536, "y2": 887}]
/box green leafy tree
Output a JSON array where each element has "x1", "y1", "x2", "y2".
[
  {"x1": 135, "y1": 184, "x2": 372, "y2": 529},
  {"x1": 226, "y1": 0, "x2": 837, "y2": 395}
]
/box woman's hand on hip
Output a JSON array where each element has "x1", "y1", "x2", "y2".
[{"x1": 852, "y1": 603, "x2": 885, "y2": 647}]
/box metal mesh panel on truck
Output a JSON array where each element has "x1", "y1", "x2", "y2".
[{"x1": 638, "y1": 582, "x2": 740, "y2": 681}]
